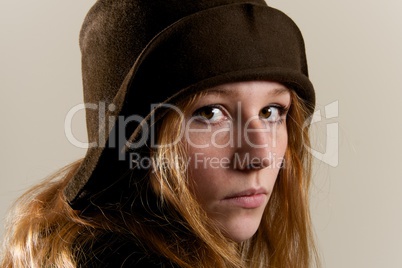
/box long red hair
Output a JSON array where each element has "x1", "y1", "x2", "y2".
[{"x1": 1, "y1": 90, "x2": 319, "y2": 267}]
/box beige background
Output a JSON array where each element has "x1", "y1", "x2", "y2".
[{"x1": 1, "y1": 0, "x2": 401, "y2": 267}]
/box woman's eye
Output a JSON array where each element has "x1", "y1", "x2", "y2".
[
  {"x1": 259, "y1": 106, "x2": 283, "y2": 122},
  {"x1": 192, "y1": 106, "x2": 227, "y2": 123}
]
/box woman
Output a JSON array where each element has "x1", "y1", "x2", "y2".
[{"x1": 1, "y1": 0, "x2": 319, "y2": 267}]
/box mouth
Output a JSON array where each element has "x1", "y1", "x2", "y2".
[{"x1": 222, "y1": 188, "x2": 268, "y2": 209}]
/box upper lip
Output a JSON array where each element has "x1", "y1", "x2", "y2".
[{"x1": 224, "y1": 188, "x2": 267, "y2": 199}]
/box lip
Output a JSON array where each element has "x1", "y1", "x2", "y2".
[{"x1": 222, "y1": 188, "x2": 268, "y2": 209}]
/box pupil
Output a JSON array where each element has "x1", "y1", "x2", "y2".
[
  {"x1": 202, "y1": 108, "x2": 214, "y2": 119},
  {"x1": 261, "y1": 108, "x2": 271, "y2": 118}
]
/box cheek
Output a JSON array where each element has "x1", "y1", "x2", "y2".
[
  {"x1": 279, "y1": 128, "x2": 288, "y2": 155},
  {"x1": 186, "y1": 146, "x2": 231, "y2": 200},
  {"x1": 188, "y1": 164, "x2": 216, "y2": 202},
  {"x1": 269, "y1": 125, "x2": 288, "y2": 162}
]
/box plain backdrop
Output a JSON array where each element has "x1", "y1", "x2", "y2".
[{"x1": 1, "y1": 1, "x2": 401, "y2": 267}]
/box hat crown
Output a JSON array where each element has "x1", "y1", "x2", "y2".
[{"x1": 80, "y1": 0, "x2": 267, "y2": 143}]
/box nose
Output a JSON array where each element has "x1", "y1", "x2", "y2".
[{"x1": 234, "y1": 117, "x2": 273, "y2": 170}]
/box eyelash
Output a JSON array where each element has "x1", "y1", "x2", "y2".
[{"x1": 192, "y1": 104, "x2": 288, "y2": 125}]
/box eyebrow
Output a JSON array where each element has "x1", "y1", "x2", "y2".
[{"x1": 204, "y1": 85, "x2": 290, "y2": 97}]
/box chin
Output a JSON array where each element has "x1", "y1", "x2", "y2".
[
  {"x1": 221, "y1": 215, "x2": 263, "y2": 243},
  {"x1": 227, "y1": 230, "x2": 258, "y2": 243}
]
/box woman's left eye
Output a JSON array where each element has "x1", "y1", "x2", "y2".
[{"x1": 259, "y1": 106, "x2": 284, "y2": 123}]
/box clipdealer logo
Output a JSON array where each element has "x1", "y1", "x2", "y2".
[{"x1": 64, "y1": 100, "x2": 339, "y2": 167}]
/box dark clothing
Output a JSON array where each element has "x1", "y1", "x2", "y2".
[{"x1": 77, "y1": 234, "x2": 178, "y2": 268}]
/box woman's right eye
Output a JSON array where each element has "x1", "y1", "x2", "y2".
[{"x1": 192, "y1": 105, "x2": 227, "y2": 124}]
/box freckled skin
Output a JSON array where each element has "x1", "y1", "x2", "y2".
[{"x1": 184, "y1": 81, "x2": 290, "y2": 242}]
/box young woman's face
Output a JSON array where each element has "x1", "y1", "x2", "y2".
[{"x1": 184, "y1": 81, "x2": 290, "y2": 242}]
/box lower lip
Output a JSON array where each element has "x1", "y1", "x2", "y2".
[{"x1": 223, "y1": 194, "x2": 266, "y2": 209}]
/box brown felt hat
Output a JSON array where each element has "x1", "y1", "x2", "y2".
[{"x1": 64, "y1": 0, "x2": 315, "y2": 209}]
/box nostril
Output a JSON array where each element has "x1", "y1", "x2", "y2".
[
  {"x1": 261, "y1": 157, "x2": 272, "y2": 168},
  {"x1": 247, "y1": 157, "x2": 271, "y2": 170},
  {"x1": 234, "y1": 153, "x2": 272, "y2": 170}
]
